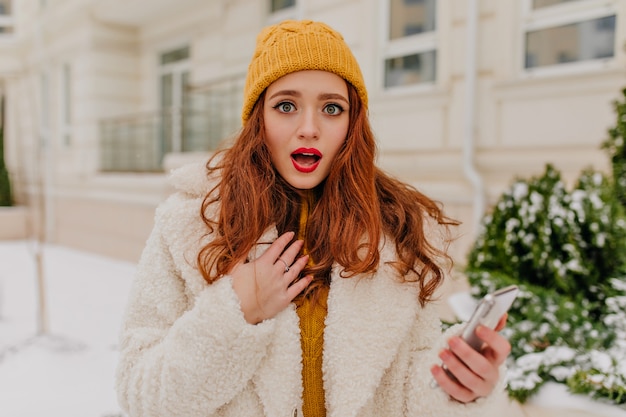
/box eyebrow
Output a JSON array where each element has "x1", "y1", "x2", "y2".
[
  {"x1": 268, "y1": 90, "x2": 300, "y2": 100},
  {"x1": 268, "y1": 90, "x2": 349, "y2": 105},
  {"x1": 318, "y1": 93, "x2": 349, "y2": 105}
]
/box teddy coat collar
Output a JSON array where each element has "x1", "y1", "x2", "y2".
[{"x1": 247, "y1": 228, "x2": 420, "y2": 417}]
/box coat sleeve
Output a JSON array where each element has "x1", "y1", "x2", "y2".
[
  {"x1": 115, "y1": 199, "x2": 276, "y2": 417},
  {"x1": 404, "y1": 305, "x2": 509, "y2": 417},
  {"x1": 399, "y1": 214, "x2": 508, "y2": 414}
]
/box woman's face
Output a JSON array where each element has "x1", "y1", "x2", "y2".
[{"x1": 263, "y1": 70, "x2": 350, "y2": 190}]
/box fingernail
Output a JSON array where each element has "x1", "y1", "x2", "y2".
[
  {"x1": 429, "y1": 370, "x2": 440, "y2": 389},
  {"x1": 448, "y1": 337, "x2": 460, "y2": 348},
  {"x1": 439, "y1": 350, "x2": 451, "y2": 360}
]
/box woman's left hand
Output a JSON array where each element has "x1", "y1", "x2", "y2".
[{"x1": 430, "y1": 314, "x2": 511, "y2": 403}]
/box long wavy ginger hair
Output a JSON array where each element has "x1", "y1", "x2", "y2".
[{"x1": 197, "y1": 83, "x2": 458, "y2": 306}]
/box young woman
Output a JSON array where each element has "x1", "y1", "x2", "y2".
[{"x1": 116, "y1": 20, "x2": 511, "y2": 417}]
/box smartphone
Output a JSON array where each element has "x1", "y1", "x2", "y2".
[
  {"x1": 431, "y1": 285, "x2": 519, "y2": 388},
  {"x1": 460, "y1": 285, "x2": 519, "y2": 351}
]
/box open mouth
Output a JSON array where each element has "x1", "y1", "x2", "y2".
[{"x1": 291, "y1": 148, "x2": 322, "y2": 173}]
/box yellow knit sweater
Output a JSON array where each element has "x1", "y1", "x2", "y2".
[
  {"x1": 295, "y1": 191, "x2": 328, "y2": 416},
  {"x1": 296, "y1": 286, "x2": 328, "y2": 416}
]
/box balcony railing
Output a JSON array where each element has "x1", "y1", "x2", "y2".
[
  {"x1": 100, "y1": 76, "x2": 244, "y2": 172},
  {"x1": 0, "y1": 0, "x2": 12, "y2": 34}
]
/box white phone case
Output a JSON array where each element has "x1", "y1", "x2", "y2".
[{"x1": 460, "y1": 285, "x2": 519, "y2": 351}]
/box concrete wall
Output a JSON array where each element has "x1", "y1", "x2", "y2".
[
  {"x1": 0, "y1": 206, "x2": 30, "y2": 240},
  {"x1": 1, "y1": 0, "x2": 625, "y2": 266},
  {"x1": 49, "y1": 173, "x2": 172, "y2": 262}
]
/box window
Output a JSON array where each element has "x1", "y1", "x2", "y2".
[
  {"x1": 0, "y1": 0, "x2": 13, "y2": 35},
  {"x1": 185, "y1": 75, "x2": 245, "y2": 152},
  {"x1": 160, "y1": 46, "x2": 189, "y2": 65},
  {"x1": 522, "y1": 0, "x2": 617, "y2": 71},
  {"x1": 268, "y1": 0, "x2": 299, "y2": 23},
  {"x1": 159, "y1": 46, "x2": 191, "y2": 156},
  {"x1": 383, "y1": 0, "x2": 436, "y2": 89},
  {"x1": 533, "y1": 0, "x2": 578, "y2": 8},
  {"x1": 385, "y1": 51, "x2": 436, "y2": 88},
  {"x1": 0, "y1": 0, "x2": 11, "y2": 14},
  {"x1": 100, "y1": 45, "x2": 194, "y2": 172},
  {"x1": 270, "y1": 0, "x2": 295, "y2": 13}
]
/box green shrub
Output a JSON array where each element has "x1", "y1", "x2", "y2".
[
  {"x1": 0, "y1": 168, "x2": 11, "y2": 206},
  {"x1": 465, "y1": 164, "x2": 626, "y2": 405},
  {"x1": 603, "y1": 88, "x2": 626, "y2": 208},
  {"x1": 0, "y1": 125, "x2": 12, "y2": 207},
  {"x1": 467, "y1": 165, "x2": 626, "y2": 303}
]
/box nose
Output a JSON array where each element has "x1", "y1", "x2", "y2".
[{"x1": 296, "y1": 108, "x2": 320, "y2": 140}]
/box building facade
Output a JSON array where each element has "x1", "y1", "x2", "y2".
[{"x1": 0, "y1": 0, "x2": 624, "y2": 263}]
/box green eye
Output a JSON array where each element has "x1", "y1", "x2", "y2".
[
  {"x1": 324, "y1": 104, "x2": 343, "y2": 115},
  {"x1": 275, "y1": 102, "x2": 295, "y2": 113}
]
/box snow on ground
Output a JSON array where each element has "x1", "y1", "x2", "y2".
[
  {"x1": 1, "y1": 239, "x2": 625, "y2": 417},
  {"x1": 0, "y1": 240, "x2": 135, "y2": 417}
]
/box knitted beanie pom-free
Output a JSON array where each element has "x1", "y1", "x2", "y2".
[{"x1": 241, "y1": 20, "x2": 368, "y2": 124}]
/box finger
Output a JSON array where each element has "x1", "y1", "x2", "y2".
[
  {"x1": 440, "y1": 347, "x2": 493, "y2": 397},
  {"x1": 430, "y1": 364, "x2": 476, "y2": 403},
  {"x1": 286, "y1": 275, "x2": 313, "y2": 301},
  {"x1": 274, "y1": 241, "x2": 304, "y2": 275},
  {"x1": 448, "y1": 336, "x2": 485, "y2": 367},
  {"x1": 444, "y1": 338, "x2": 495, "y2": 391},
  {"x1": 278, "y1": 239, "x2": 305, "y2": 265},
  {"x1": 263, "y1": 231, "x2": 296, "y2": 261},
  {"x1": 282, "y1": 255, "x2": 309, "y2": 282},
  {"x1": 494, "y1": 313, "x2": 508, "y2": 332},
  {"x1": 474, "y1": 325, "x2": 511, "y2": 365}
]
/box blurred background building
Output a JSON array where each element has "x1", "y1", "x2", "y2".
[{"x1": 0, "y1": 0, "x2": 624, "y2": 263}]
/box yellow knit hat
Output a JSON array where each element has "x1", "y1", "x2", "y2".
[{"x1": 241, "y1": 20, "x2": 368, "y2": 124}]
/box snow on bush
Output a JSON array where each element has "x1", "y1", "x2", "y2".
[{"x1": 464, "y1": 164, "x2": 626, "y2": 406}]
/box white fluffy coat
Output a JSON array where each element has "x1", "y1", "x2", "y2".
[{"x1": 115, "y1": 162, "x2": 506, "y2": 417}]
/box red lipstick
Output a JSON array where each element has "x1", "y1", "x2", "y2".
[{"x1": 291, "y1": 148, "x2": 322, "y2": 173}]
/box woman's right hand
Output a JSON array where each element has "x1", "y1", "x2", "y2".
[{"x1": 230, "y1": 231, "x2": 313, "y2": 324}]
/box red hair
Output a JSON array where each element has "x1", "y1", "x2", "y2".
[{"x1": 198, "y1": 84, "x2": 458, "y2": 306}]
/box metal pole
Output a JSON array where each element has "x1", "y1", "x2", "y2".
[
  {"x1": 33, "y1": 10, "x2": 49, "y2": 335},
  {"x1": 463, "y1": 0, "x2": 486, "y2": 232}
]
